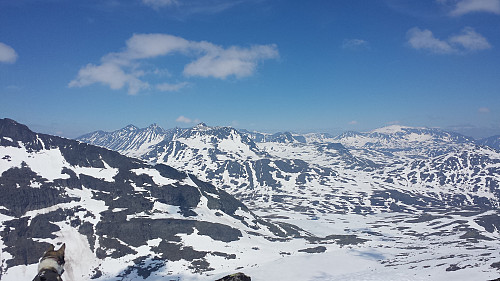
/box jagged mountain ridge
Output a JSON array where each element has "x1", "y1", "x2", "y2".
[
  {"x1": 142, "y1": 124, "x2": 381, "y2": 213},
  {"x1": 0, "y1": 118, "x2": 318, "y2": 281},
  {"x1": 238, "y1": 129, "x2": 306, "y2": 144},
  {"x1": 78, "y1": 122, "x2": 500, "y2": 215},
  {"x1": 77, "y1": 123, "x2": 183, "y2": 159},
  {"x1": 479, "y1": 135, "x2": 500, "y2": 151},
  {"x1": 3, "y1": 119, "x2": 500, "y2": 280}
]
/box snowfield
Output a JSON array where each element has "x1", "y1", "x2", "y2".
[{"x1": 2, "y1": 120, "x2": 500, "y2": 280}]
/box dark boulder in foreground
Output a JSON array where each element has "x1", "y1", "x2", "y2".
[{"x1": 215, "y1": 272, "x2": 251, "y2": 281}]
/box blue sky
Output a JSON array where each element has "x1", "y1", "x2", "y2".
[{"x1": 1, "y1": 0, "x2": 499, "y2": 138}]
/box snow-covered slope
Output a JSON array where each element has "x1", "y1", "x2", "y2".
[
  {"x1": 334, "y1": 125, "x2": 474, "y2": 158},
  {"x1": 77, "y1": 124, "x2": 183, "y2": 158},
  {"x1": 77, "y1": 123, "x2": 500, "y2": 213},
  {"x1": 73, "y1": 122, "x2": 500, "y2": 280},
  {"x1": 479, "y1": 135, "x2": 500, "y2": 151},
  {"x1": 239, "y1": 129, "x2": 306, "y2": 144},
  {"x1": 2, "y1": 119, "x2": 336, "y2": 281}
]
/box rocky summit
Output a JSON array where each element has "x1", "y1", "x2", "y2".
[{"x1": 80, "y1": 122, "x2": 500, "y2": 214}]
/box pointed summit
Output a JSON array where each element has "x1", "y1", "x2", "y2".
[
  {"x1": 123, "y1": 124, "x2": 139, "y2": 131},
  {"x1": 145, "y1": 123, "x2": 167, "y2": 134},
  {"x1": 194, "y1": 122, "x2": 208, "y2": 129}
]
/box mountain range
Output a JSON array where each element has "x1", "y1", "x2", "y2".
[
  {"x1": 1, "y1": 119, "x2": 500, "y2": 280},
  {"x1": 0, "y1": 118, "x2": 324, "y2": 280},
  {"x1": 78, "y1": 123, "x2": 500, "y2": 213},
  {"x1": 77, "y1": 121, "x2": 500, "y2": 280}
]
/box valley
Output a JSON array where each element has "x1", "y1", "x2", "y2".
[{"x1": 1, "y1": 118, "x2": 499, "y2": 280}]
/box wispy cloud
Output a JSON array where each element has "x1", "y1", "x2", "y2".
[
  {"x1": 142, "y1": 0, "x2": 178, "y2": 9},
  {"x1": 69, "y1": 33, "x2": 279, "y2": 95},
  {"x1": 183, "y1": 44, "x2": 278, "y2": 79},
  {"x1": 478, "y1": 107, "x2": 490, "y2": 113},
  {"x1": 348, "y1": 120, "x2": 358, "y2": 125},
  {"x1": 407, "y1": 28, "x2": 455, "y2": 54},
  {"x1": 140, "y1": 0, "x2": 256, "y2": 16},
  {"x1": 0, "y1": 42, "x2": 18, "y2": 64},
  {"x1": 342, "y1": 39, "x2": 369, "y2": 50},
  {"x1": 69, "y1": 62, "x2": 149, "y2": 95},
  {"x1": 439, "y1": 0, "x2": 500, "y2": 16},
  {"x1": 448, "y1": 27, "x2": 492, "y2": 50},
  {"x1": 176, "y1": 115, "x2": 200, "y2": 124},
  {"x1": 156, "y1": 82, "x2": 189, "y2": 92},
  {"x1": 407, "y1": 27, "x2": 491, "y2": 54}
]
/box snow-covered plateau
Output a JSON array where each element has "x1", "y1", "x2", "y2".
[{"x1": 1, "y1": 119, "x2": 500, "y2": 280}]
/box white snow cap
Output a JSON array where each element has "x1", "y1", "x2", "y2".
[{"x1": 371, "y1": 125, "x2": 413, "y2": 134}]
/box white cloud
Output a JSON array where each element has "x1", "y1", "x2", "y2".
[
  {"x1": 443, "y1": 0, "x2": 500, "y2": 16},
  {"x1": 176, "y1": 116, "x2": 192, "y2": 123},
  {"x1": 448, "y1": 27, "x2": 491, "y2": 50},
  {"x1": 407, "y1": 28, "x2": 455, "y2": 54},
  {"x1": 342, "y1": 39, "x2": 369, "y2": 50},
  {"x1": 478, "y1": 107, "x2": 490, "y2": 113},
  {"x1": 0, "y1": 42, "x2": 18, "y2": 64},
  {"x1": 156, "y1": 82, "x2": 188, "y2": 92},
  {"x1": 184, "y1": 44, "x2": 279, "y2": 79},
  {"x1": 70, "y1": 33, "x2": 278, "y2": 94},
  {"x1": 68, "y1": 62, "x2": 149, "y2": 95},
  {"x1": 176, "y1": 115, "x2": 201, "y2": 124},
  {"x1": 348, "y1": 120, "x2": 358, "y2": 125},
  {"x1": 407, "y1": 27, "x2": 491, "y2": 54},
  {"x1": 121, "y1": 33, "x2": 190, "y2": 61}
]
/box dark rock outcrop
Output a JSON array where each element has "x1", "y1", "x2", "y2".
[{"x1": 215, "y1": 272, "x2": 251, "y2": 281}]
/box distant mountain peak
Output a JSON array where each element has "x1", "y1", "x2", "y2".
[
  {"x1": 371, "y1": 125, "x2": 413, "y2": 134},
  {"x1": 479, "y1": 135, "x2": 500, "y2": 151},
  {"x1": 146, "y1": 123, "x2": 165, "y2": 133},
  {"x1": 124, "y1": 124, "x2": 139, "y2": 131},
  {"x1": 1, "y1": 119, "x2": 292, "y2": 280},
  {"x1": 194, "y1": 122, "x2": 208, "y2": 129}
]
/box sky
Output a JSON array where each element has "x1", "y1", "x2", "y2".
[{"x1": 0, "y1": 0, "x2": 499, "y2": 139}]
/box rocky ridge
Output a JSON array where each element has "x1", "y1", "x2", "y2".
[{"x1": 1, "y1": 118, "x2": 335, "y2": 280}]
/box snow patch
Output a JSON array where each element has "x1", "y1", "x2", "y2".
[
  {"x1": 72, "y1": 160, "x2": 118, "y2": 182},
  {"x1": 132, "y1": 168, "x2": 177, "y2": 186},
  {"x1": 0, "y1": 146, "x2": 70, "y2": 181}
]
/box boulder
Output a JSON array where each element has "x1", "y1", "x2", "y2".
[{"x1": 215, "y1": 272, "x2": 251, "y2": 281}]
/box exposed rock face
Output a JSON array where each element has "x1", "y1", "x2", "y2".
[
  {"x1": 215, "y1": 272, "x2": 251, "y2": 281},
  {"x1": 77, "y1": 122, "x2": 500, "y2": 215},
  {"x1": 479, "y1": 135, "x2": 500, "y2": 151},
  {"x1": 4, "y1": 119, "x2": 500, "y2": 280},
  {"x1": 0, "y1": 118, "x2": 296, "y2": 280}
]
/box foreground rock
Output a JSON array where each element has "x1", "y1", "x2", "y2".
[{"x1": 215, "y1": 272, "x2": 251, "y2": 281}]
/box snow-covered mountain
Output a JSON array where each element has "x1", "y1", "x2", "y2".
[
  {"x1": 240, "y1": 130, "x2": 306, "y2": 144},
  {"x1": 79, "y1": 123, "x2": 500, "y2": 213},
  {"x1": 2, "y1": 119, "x2": 339, "y2": 281},
  {"x1": 479, "y1": 135, "x2": 500, "y2": 151},
  {"x1": 333, "y1": 125, "x2": 475, "y2": 158},
  {"x1": 71, "y1": 122, "x2": 500, "y2": 279},
  {"x1": 77, "y1": 124, "x2": 183, "y2": 158}
]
